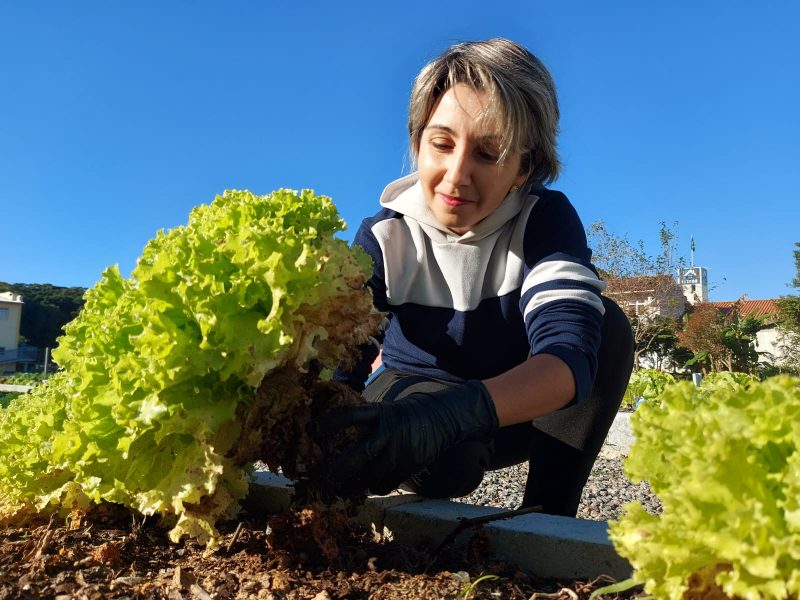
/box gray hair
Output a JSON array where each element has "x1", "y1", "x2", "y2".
[{"x1": 408, "y1": 38, "x2": 561, "y2": 185}]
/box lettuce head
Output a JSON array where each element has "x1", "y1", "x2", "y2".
[
  {"x1": 609, "y1": 376, "x2": 800, "y2": 599},
  {"x1": 0, "y1": 189, "x2": 383, "y2": 546}
]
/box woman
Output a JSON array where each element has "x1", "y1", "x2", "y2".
[{"x1": 317, "y1": 38, "x2": 634, "y2": 517}]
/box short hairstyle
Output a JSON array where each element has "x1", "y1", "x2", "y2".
[{"x1": 408, "y1": 38, "x2": 561, "y2": 186}]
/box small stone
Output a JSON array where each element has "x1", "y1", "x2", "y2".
[
  {"x1": 173, "y1": 566, "x2": 197, "y2": 589},
  {"x1": 113, "y1": 576, "x2": 146, "y2": 586},
  {"x1": 189, "y1": 583, "x2": 213, "y2": 600},
  {"x1": 451, "y1": 571, "x2": 471, "y2": 583}
]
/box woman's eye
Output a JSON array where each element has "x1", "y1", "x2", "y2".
[
  {"x1": 478, "y1": 149, "x2": 499, "y2": 162},
  {"x1": 430, "y1": 140, "x2": 453, "y2": 151}
]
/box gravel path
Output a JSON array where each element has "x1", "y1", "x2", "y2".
[{"x1": 457, "y1": 445, "x2": 663, "y2": 522}]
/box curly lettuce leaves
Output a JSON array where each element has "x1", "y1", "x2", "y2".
[
  {"x1": 624, "y1": 368, "x2": 676, "y2": 406},
  {"x1": 609, "y1": 376, "x2": 800, "y2": 599},
  {"x1": 0, "y1": 189, "x2": 382, "y2": 546}
]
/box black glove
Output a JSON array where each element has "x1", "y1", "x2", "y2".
[{"x1": 310, "y1": 380, "x2": 499, "y2": 497}]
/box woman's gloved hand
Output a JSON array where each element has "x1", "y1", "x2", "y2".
[{"x1": 309, "y1": 380, "x2": 498, "y2": 498}]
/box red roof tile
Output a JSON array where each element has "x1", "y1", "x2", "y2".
[{"x1": 709, "y1": 299, "x2": 779, "y2": 319}]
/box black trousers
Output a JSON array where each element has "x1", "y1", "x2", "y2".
[{"x1": 362, "y1": 296, "x2": 634, "y2": 517}]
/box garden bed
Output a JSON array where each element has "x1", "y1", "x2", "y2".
[{"x1": 0, "y1": 504, "x2": 640, "y2": 599}]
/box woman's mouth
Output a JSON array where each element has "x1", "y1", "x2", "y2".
[{"x1": 439, "y1": 193, "x2": 470, "y2": 207}]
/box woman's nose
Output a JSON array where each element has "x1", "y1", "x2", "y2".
[{"x1": 444, "y1": 150, "x2": 472, "y2": 187}]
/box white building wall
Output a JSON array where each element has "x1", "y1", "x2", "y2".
[
  {"x1": 0, "y1": 292, "x2": 23, "y2": 352},
  {"x1": 755, "y1": 326, "x2": 795, "y2": 364}
]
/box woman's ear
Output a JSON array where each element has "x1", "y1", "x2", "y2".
[
  {"x1": 528, "y1": 150, "x2": 545, "y2": 178},
  {"x1": 516, "y1": 161, "x2": 532, "y2": 186},
  {"x1": 519, "y1": 151, "x2": 537, "y2": 183}
]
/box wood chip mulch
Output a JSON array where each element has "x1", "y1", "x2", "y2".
[{"x1": 0, "y1": 505, "x2": 641, "y2": 599}]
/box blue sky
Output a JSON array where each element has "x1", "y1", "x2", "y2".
[{"x1": 2, "y1": 1, "x2": 798, "y2": 301}]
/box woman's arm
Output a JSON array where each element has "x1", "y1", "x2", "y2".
[
  {"x1": 483, "y1": 353, "x2": 574, "y2": 427},
  {"x1": 509, "y1": 189, "x2": 605, "y2": 420}
]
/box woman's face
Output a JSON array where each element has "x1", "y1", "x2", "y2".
[{"x1": 417, "y1": 83, "x2": 527, "y2": 235}]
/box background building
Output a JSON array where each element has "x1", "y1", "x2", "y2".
[
  {"x1": 605, "y1": 274, "x2": 687, "y2": 320},
  {"x1": 0, "y1": 292, "x2": 24, "y2": 373},
  {"x1": 678, "y1": 266, "x2": 709, "y2": 304}
]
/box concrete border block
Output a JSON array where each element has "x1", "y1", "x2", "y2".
[
  {"x1": 0, "y1": 384, "x2": 34, "y2": 393},
  {"x1": 484, "y1": 512, "x2": 631, "y2": 580},
  {"x1": 246, "y1": 473, "x2": 632, "y2": 580},
  {"x1": 349, "y1": 490, "x2": 424, "y2": 531},
  {"x1": 381, "y1": 499, "x2": 506, "y2": 546},
  {"x1": 381, "y1": 500, "x2": 630, "y2": 580},
  {"x1": 605, "y1": 412, "x2": 634, "y2": 453},
  {"x1": 244, "y1": 471, "x2": 294, "y2": 513}
]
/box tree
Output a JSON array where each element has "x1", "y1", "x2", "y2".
[
  {"x1": 722, "y1": 311, "x2": 767, "y2": 373},
  {"x1": 677, "y1": 298, "x2": 767, "y2": 374},
  {"x1": 587, "y1": 221, "x2": 686, "y2": 370},
  {"x1": 676, "y1": 302, "x2": 727, "y2": 373},
  {"x1": 587, "y1": 221, "x2": 651, "y2": 278},
  {"x1": 776, "y1": 296, "x2": 800, "y2": 337},
  {"x1": 774, "y1": 242, "x2": 800, "y2": 371}
]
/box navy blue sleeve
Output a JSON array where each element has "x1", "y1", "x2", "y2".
[{"x1": 519, "y1": 190, "x2": 606, "y2": 404}]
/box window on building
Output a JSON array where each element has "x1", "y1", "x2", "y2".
[{"x1": 0, "y1": 308, "x2": 8, "y2": 320}]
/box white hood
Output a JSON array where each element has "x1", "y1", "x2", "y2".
[{"x1": 378, "y1": 173, "x2": 534, "y2": 244}]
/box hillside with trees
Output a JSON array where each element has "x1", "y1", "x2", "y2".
[{"x1": 0, "y1": 281, "x2": 86, "y2": 353}]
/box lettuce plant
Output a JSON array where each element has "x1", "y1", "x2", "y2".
[
  {"x1": 609, "y1": 376, "x2": 800, "y2": 599},
  {"x1": 699, "y1": 371, "x2": 760, "y2": 397},
  {"x1": 0, "y1": 189, "x2": 382, "y2": 546},
  {"x1": 623, "y1": 368, "x2": 676, "y2": 407}
]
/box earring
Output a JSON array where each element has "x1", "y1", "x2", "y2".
[{"x1": 509, "y1": 184, "x2": 521, "y2": 194}]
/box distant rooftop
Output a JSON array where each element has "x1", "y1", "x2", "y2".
[
  {"x1": 709, "y1": 299, "x2": 778, "y2": 320},
  {"x1": 0, "y1": 291, "x2": 23, "y2": 303}
]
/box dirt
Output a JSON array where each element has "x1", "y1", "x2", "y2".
[{"x1": 0, "y1": 504, "x2": 642, "y2": 599}]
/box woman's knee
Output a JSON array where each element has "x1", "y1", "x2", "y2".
[
  {"x1": 589, "y1": 296, "x2": 634, "y2": 413},
  {"x1": 403, "y1": 440, "x2": 490, "y2": 499},
  {"x1": 600, "y1": 297, "x2": 634, "y2": 359}
]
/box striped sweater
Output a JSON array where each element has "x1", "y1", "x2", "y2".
[{"x1": 335, "y1": 173, "x2": 606, "y2": 404}]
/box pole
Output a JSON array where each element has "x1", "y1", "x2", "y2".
[{"x1": 43, "y1": 347, "x2": 50, "y2": 375}]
